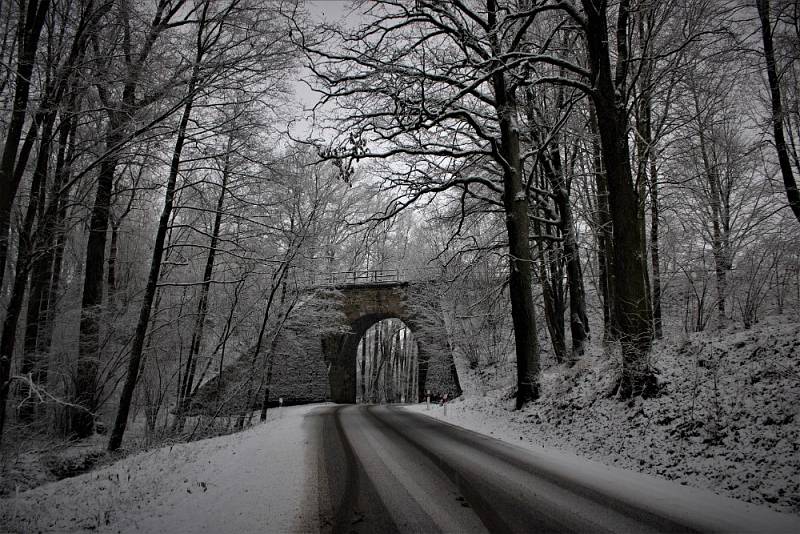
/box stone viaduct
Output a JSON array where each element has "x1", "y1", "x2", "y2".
[
  {"x1": 322, "y1": 279, "x2": 461, "y2": 403},
  {"x1": 190, "y1": 271, "x2": 461, "y2": 412}
]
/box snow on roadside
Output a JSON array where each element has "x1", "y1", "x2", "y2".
[
  {"x1": 406, "y1": 316, "x2": 800, "y2": 515},
  {"x1": 1, "y1": 404, "x2": 322, "y2": 533}
]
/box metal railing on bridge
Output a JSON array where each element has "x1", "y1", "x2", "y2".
[
  {"x1": 308, "y1": 269, "x2": 400, "y2": 286},
  {"x1": 300, "y1": 267, "x2": 441, "y2": 287}
]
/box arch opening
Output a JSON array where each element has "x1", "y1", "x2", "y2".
[{"x1": 355, "y1": 318, "x2": 418, "y2": 404}]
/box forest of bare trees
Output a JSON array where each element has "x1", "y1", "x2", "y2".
[
  {"x1": 298, "y1": 0, "x2": 800, "y2": 402},
  {"x1": 0, "y1": 0, "x2": 798, "y2": 460}
]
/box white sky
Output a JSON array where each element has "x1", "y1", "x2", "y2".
[
  {"x1": 292, "y1": 1, "x2": 355, "y2": 112},
  {"x1": 307, "y1": 0, "x2": 353, "y2": 22}
]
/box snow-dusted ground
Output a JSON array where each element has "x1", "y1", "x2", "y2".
[
  {"x1": 3, "y1": 317, "x2": 797, "y2": 532},
  {"x1": 1, "y1": 404, "x2": 321, "y2": 533},
  {"x1": 406, "y1": 315, "x2": 800, "y2": 515}
]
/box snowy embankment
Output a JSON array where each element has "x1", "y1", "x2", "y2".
[
  {"x1": 1, "y1": 404, "x2": 320, "y2": 533},
  {"x1": 407, "y1": 316, "x2": 800, "y2": 515}
]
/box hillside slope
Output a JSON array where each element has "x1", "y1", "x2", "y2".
[{"x1": 412, "y1": 316, "x2": 800, "y2": 514}]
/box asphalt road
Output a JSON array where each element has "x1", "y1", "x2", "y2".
[{"x1": 307, "y1": 404, "x2": 800, "y2": 534}]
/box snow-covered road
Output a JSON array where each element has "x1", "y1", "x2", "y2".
[
  {"x1": 4, "y1": 403, "x2": 800, "y2": 533},
  {"x1": 313, "y1": 404, "x2": 800, "y2": 533}
]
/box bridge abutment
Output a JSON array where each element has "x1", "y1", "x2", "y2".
[{"x1": 189, "y1": 280, "x2": 461, "y2": 414}]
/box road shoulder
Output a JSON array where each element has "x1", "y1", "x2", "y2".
[{"x1": 2, "y1": 404, "x2": 322, "y2": 533}]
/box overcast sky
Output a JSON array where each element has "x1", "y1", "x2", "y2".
[
  {"x1": 290, "y1": 1, "x2": 357, "y2": 139},
  {"x1": 306, "y1": 0, "x2": 352, "y2": 23}
]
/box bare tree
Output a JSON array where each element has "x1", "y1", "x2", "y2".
[
  {"x1": 298, "y1": 0, "x2": 554, "y2": 406},
  {"x1": 756, "y1": 0, "x2": 800, "y2": 222},
  {"x1": 0, "y1": 0, "x2": 49, "y2": 290}
]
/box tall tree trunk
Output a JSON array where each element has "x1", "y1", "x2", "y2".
[
  {"x1": 589, "y1": 103, "x2": 614, "y2": 341},
  {"x1": 107, "y1": 58, "x2": 201, "y2": 451},
  {"x1": 534, "y1": 216, "x2": 566, "y2": 363},
  {"x1": 22, "y1": 109, "x2": 72, "y2": 398},
  {"x1": 649, "y1": 154, "x2": 663, "y2": 339},
  {"x1": 582, "y1": 0, "x2": 654, "y2": 397},
  {"x1": 694, "y1": 92, "x2": 728, "y2": 324},
  {"x1": 106, "y1": 221, "x2": 119, "y2": 303},
  {"x1": 539, "y1": 139, "x2": 589, "y2": 359},
  {"x1": 561, "y1": 202, "x2": 589, "y2": 359},
  {"x1": 392, "y1": 327, "x2": 401, "y2": 401},
  {"x1": 72, "y1": 124, "x2": 122, "y2": 437},
  {"x1": 416, "y1": 343, "x2": 430, "y2": 403},
  {"x1": 38, "y1": 114, "x2": 76, "y2": 358},
  {"x1": 524, "y1": 89, "x2": 578, "y2": 362},
  {"x1": 17, "y1": 111, "x2": 64, "y2": 423},
  {"x1": 410, "y1": 342, "x2": 417, "y2": 402},
  {"x1": 370, "y1": 324, "x2": 382, "y2": 403},
  {"x1": 0, "y1": 110, "x2": 52, "y2": 442},
  {"x1": 0, "y1": 0, "x2": 49, "y2": 291},
  {"x1": 498, "y1": 96, "x2": 540, "y2": 405},
  {"x1": 234, "y1": 265, "x2": 290, "y2": 431},
  {"x1": 73, "y1": 0, "x2": 171, "y2": 437},
  {"x1": 488, "y1": 0, "x2": 540, "y2": 407},
  {"x1": 634, "y1": 22, "x2": 663, "y2": 339},
  {"x1": 757, "y1": 0, "x2": 800, "y2": 223},
  {"x1": 259, "y1": 291, "x2": 298, "y2": 422},
  {"x1": 176, "y1": 135, "x2": 231, "y2": 418},
  {"x1": 1, "y1": 0, "x2": 102, "y2": 291}
]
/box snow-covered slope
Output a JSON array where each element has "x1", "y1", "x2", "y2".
[
  {"x1": 1, "y1": 405, "x2": 321, "y2": 533},
  {"x1": 409, "y1": 316, "x2": 800, "y2": 514}
]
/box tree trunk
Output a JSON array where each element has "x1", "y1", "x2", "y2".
[
  {"x1": 539, "y1": 139, "x2": 589, "y2": 359},
  {"x1": 495, "y1": 92, "x2": 540, "y2": 405},
  {"x1": 74, "y1": 0, "x2": 169, "y2": 437},
  {"x1": 757, "y1": 0, "x2": 800, "y2": 223},
  {"x1": 16, "y1": 111, "x2": 62, "y2": 424},
  {"x1": 0, "y1": 110, "x2": 52, "y2": 441},
  {"x1": 694, "y1": 91, "x2": 728, "y2": 324},
  {"x1": 500, "y1": 123, "x2": 540, "y2": 405},
  {"x1": 0, "y1": 0, "x2": 101, "y2": 291},
  {"x1": 258, "y1": 289, "x2": 299, "y2": 422},
  {"x1": 72, "y1": 125, "x2": 121, "y2": 438},
  {"x1": 38, "y1": 116, "x2": 75, "y2": 358},
  {"x1": 410, "y1": 342, "x2": 417, "y2": 402},
  {"x1": 416, "y1": 344, "x2": 429, "y2": 403},
  {"x1": 235, "y1": 265, "x2": 290, "y2": 431},
  {"x1": 176, "y1": 135, "x2": 231, "y2": 419},
  {"x1": 634, "y1": 28, "x2": 663, "y2": 339},
  {"x1": 589, "y1": 103, "x2": 615, "y2": 341},
  {"x1": 0, "y1": 0, "x2": 49, "y2": 291},
  {"x1": 649, "y1": 153, "x2": 663, "y2": 339},
  {"x1": 21, "y1": 110, "x2": 72, "y2": 402},
  {"x1": 371, "y1": 325, "x2": 381, "y2": 403},
  {"x1": 106, "y1": 222, "x2": 119, "y2": 303},
  {"x1": 534, "y1": 216, "x2": 566, "y2": 363},
  {"x1": 487, "y1": 0, "x2": 540, "y2": 407},
  {"x1": 107, "y1": 61, "x2": 200, "y2": 451},
  {"x1": 582, "y1": 0, "x2": 654, "y2": 397}
]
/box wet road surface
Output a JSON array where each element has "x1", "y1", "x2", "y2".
[{"x1": 307, "y1": 405, "x2": 800, "y2": 534}]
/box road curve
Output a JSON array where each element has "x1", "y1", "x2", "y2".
[{"x1": 307, "y1": 404, "x2": 800, "y2": 534}]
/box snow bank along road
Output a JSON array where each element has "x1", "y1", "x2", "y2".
[
  {"x1": 4, "y1": 403, "x2": 800, "y2": 533},
  {"x1": 311, "y1": 404, "x2": 800, "y2": 533},
  {"x1": 1, "y1": 405, "x2": 319, "y2": 533}
]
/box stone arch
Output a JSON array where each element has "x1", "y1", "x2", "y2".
[
  {"x1": 323, "y1": 282, "x2": 460, "y2": 403},
  {"x1": 188, "y1": 280, "x2": 461, "y2": 412}
]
